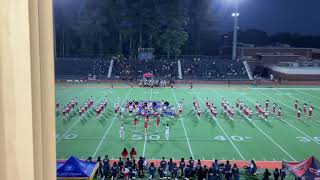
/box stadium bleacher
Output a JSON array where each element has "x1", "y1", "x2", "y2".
[
  {"x1": 180, "y1": 56, "x2": 248, "y2": 80},
  {"x1": 55, "y1": 58, "x2": 111, "y2": 79},
  {"x1": 55, "y1": 56, "x2": 249, "y2": 81}
]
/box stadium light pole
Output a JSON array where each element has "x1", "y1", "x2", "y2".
[{"x1": 231, "y1": 0, "x2": 239, "y2": 61}]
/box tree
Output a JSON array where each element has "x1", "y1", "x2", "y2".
[{"x1": 154, "y1": 0, "x2": 189, "y2": 58}]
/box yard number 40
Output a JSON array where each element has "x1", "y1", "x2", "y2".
[{"x1": 296, "y1": 136, "x2": 320, "y2": 143}]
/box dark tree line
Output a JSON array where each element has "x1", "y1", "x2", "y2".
[
  {"x1": 225, "y1": 29, "x2": 320, "y2": 49},
  {"x1": 54, "y1": 0, "x2": 320, "y2": 58}
]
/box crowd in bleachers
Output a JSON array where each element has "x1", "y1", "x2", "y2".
[
  {"x1": 112, "y1": 56, "x2": 248, "y2": 80},
  {"x1": 181, "y1": 57, "x2": 248, "y2": 80},
  {"x1": 86, "y1": 153, "x2": 288, "y2": 180},
  {"x1": 113, "y1": 58, "x2": 178, "y2": 80},
  {"x1": 55, "y1": 56, "x2": 249, "y2": 81}
]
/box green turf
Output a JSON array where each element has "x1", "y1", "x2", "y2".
[{"x1": 56, "y1": 84, "x2": 320, "y2": 162}]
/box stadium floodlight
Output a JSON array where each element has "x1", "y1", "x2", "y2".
[
  {"x1": 231, "y1": 0, "x2": 240, "y2": 61},
  {"x1": 232, "y1": 13, "x2": 240, "y2": 17}
]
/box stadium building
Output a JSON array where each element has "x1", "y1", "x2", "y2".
[{"x1": 238, "y1": 47, "x2": 320, "y2": 81}]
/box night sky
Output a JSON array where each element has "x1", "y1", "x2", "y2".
[{"x1": 213, "y1": 0, "x2": 320, "y2": 35}]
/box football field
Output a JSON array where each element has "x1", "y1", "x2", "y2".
[{"x1": 56, "y1": 83, "x2": 320, "y2": 162}]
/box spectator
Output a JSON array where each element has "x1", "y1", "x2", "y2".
[
  {"x1": 85, "y1": 156, "x2": 92, "y2": 163},
  {"x1": 130, "y1": 147, "x2": 137, "y2": 159},
  {"x1": 246, "y1": 160, "x2": 257, "y2": 175},
  {"x1": 111, "y1": 162, "x2": 119, "y2": 180},
  {"x1": 179, "y1": 157, "x2": 186, "y2": 176},
  {"x1": 158, "y1": 164, "x2": 165, "y2": 179},
  {"x1": 203, "y1": 165, "x2": 208, "y2": 179},
  {"x1": 143, "y1": 157, "x2": 148, "y2": 169},
  {"x1": 196, "y1": 160, "x2": 203, "y2": 180},
  {"x1": 280, "y1": 167, "x2": 287, "y2": 180},
  {"x1": 125, "y1": 157, "x2": 132, "y2": 169},
  {"x1": 212, "y1": 159, "x2": 219, "y2": 172},
  {"x1": 122, "y1": 166, "x2": 130, "y2": 180},
  {"x1": 102, "y1": 155, "x2": 110, "y2": 179},
  {"x1": 121, "y1": 148, "x2": 128, "y2": 159},
  {"x1": 160, "y1": 157, "x2": 167, "y2": 170},
  {"x1": 263, "y1": 169, "x2": 271, "y2": 180},
  {"x1": 96, "y1": 156, "x2": 103, "y2": 177},
  {"x1": 189, "y1": 157, "x2": 194, "y2": 169},
  {"x1": 149, "y1": 162, "x2": 156, "y2": 179},
  {"x1": 185, "y1": 165, "x2": 191, "y2": 179},
  {"x1": 212, "y1": 159, "x2": 220, "y2": 178},
  {"x1": 232, "y1": 164, "x2": 240, "y2": 180},
  {"x1": 130, "y1": 159, "x2": 137, "y2": 178},
  {"x1": 273, "y1": 168, "x2": 280, "y2": 180},
  {"x1": 168, "y1": 158, "x2": 174, "y2": 172},
  {"x1": 207, "y1": 166, "x2": 215, "y2": 180},
  {"x1": 224, "y1": 160, "x2": 232, "y2": 180},
  {"x1": 118, "y1": 157, "x2": 124, "y2": 171},
  {"x1": 138, "y1": 156, "x2": 144, "y2": 177},
  {"x1": 171, "y1": 163, "x2": 179, "y2": 178}
]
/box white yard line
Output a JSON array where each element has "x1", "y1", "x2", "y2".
[
  {"x1": 237, "y1": 108, "x2": 296, "y2": 161},
  {"x1": 171, "y1": 88, "x2": 194, "y2": 158},
  {"x1": 236, "y1": 94, "x2": 296, "y2": 161},
  {"x1": 269, "y1": 90, "x2": 320, "y2": 123},
  {"x1": 142, "y1": 136, "x2": 147, "y2": 157},
  {"x1": 92, "y1": 114, "x2": 119, "y2": 158},
  {"x1": 297, "y1": 90, "x2": 320, "y2": 101},
  {"x1": 291, "y1": 90, "x2": 320, "y2": 112},
  {"x1": 56, "y1": 89, "x2": 92, "y2": 142},
  {"x1": 256, "y1": 91, "x2": 320, "y2": 145},
  {"x1": 274, "y1": 90, "x2": 312, "y2": 106},
  {"x1": 195, "y1": 90, "x2": 245, "y2": 160},
  {"x1": 56, "y1": 118, "x2": 81, "y2": 143},
  {"x1": 142, "y1": 88, "x2": 153, "y2": 157},
  {"x1": 92, "y1": 88, "x2": 132, "y2": 158},
  {"x1": 274, "y1": 90, "x2": 320, "y2": 110}
]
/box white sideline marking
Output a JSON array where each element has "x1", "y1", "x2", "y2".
[
  {"x1": 256, "y1": 91, "x2": 320, "y2": 145},
  {"x1": 171, "y1": 89, "x2": 194, "y2": 158},
  {"x1": 196, "y1": 90, "x2": 245, "y2": 160},
  {"x1": 239, "y1": 96, "x2": 296, "y2": 161},
  {"x1": 92, "y1": 89, "x2": 132, "y2": 158}
]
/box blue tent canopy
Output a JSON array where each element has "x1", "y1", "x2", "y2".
[{"x1": 57, "y1": 156, "x2": 97, "y2": 178}]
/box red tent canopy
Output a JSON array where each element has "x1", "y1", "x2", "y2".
[
  {"x1": 283, "y1": 156, "x2": 320, "y2": 179},
  {"x1": 143, "y1": 72, "x2": 154, "y2": 78}
]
